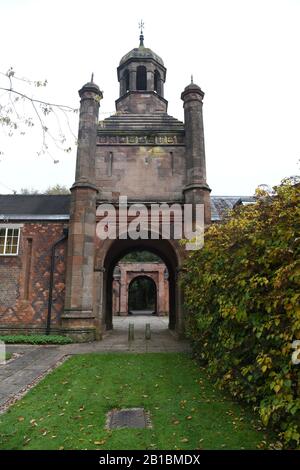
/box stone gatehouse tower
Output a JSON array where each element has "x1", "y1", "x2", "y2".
[
  {"x1": 61, "y1": 30, "x2": 211, "y2": 340},
  {"x1": 1, "y1": 32, "x2": 242, "y2": 341}
]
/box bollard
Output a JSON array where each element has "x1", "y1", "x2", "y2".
[
  {"x1": 145, "y1": 323, "x2": 151, "y2": 340},
  {"x1": 128, "y1": 323, "x2": 134, "y2": 341}
]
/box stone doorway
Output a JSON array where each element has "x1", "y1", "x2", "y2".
[{"x1": 128, "y1": 275, "x2": 157, "y2": 315}]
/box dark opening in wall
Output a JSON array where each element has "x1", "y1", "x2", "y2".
[{"x1": 136, "y1": 66, "x2": 147, "y2": 91}]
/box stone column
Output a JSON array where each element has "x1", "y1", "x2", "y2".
[
  {"x1": 147, "y1": 70, "x2": 154, "y2": 91},
  {"x1": 159, "y1": 78, "x2": 164, "y2": 97},
  {"x1": 129, "y1": 69, "x2": 137, "y2": 91},
  {"x1": 181, "y1": 82, "x2": 211, "y2": 224},
  {"x1": 119, "y1": 78, "x2": 125, "y2": 97},
  {"x1": 62, "y1": 80, "x2": 103, "y2": 342}
]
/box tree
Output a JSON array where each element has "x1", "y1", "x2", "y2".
[
  {"x1": 122, "y1": 250, "x2": 161, "y2": 263},
  {"x1": 181, "y1": 177, "x2": 300, "y2": 449},
  {"x1": 19, "y1": 188, "x2": 40, "y2": 195},
  {"x1": 44, "y1": 184, "x2": 70, "y2": 195},
  {"x1": 18, "y1": 185, "x2": 70, "y2": 195},
  {"x1": 0, "y1": 68, "x2": 78, "y2": 162}
]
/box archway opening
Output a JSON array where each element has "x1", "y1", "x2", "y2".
[
  {"x1": 128, "y1": 275, "x2": 157, "y2": 315},
  {"x1": 102, "y1": 239, "x2": 178, "y2": 332}
]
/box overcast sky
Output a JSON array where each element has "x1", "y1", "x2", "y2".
[{"x1": 0, "y1": 0, "x2": 299, "y2": 195}]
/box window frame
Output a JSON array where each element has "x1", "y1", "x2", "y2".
[{"x1": 0, "y1": 225, "x2": 21, "y2": 256}]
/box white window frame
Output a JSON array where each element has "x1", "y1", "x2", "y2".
[{"x1": 0, "y1": 225, "x2": 22, "y2": 256}]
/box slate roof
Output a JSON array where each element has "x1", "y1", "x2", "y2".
[
  {"x1": 0, "y1": 195, "x2": 70, "y2": 220},
  {"x1": 211, "y1": 196, "x2": 255, "y2": 221},
  {"x1": 0, "y1": 194, "x2": 255, "y2": 222}
]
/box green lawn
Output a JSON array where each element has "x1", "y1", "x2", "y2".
[{"x1": 0, "y1": 353, "x2": 271, "y2": 450}]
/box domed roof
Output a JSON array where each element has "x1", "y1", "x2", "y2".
[
  {"x1": 119, "y1": 45, "x2": 164, "y2": 67},
  {"x1": 183, "y1": 82, "x2": 202, "y2": 92}
]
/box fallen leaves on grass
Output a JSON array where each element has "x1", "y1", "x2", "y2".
[{"x1": 94, "y1": 439, "x2": 106, "y2": 445}]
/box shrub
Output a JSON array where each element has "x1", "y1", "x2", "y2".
[
  {"x1": 0, "y1": 335, "x2": 73, "y2": 345},
  {"x1": 181, "y1": 178, "x2": 300, "y2": 448}
]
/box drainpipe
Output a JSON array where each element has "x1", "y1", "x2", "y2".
[{"x1": 46, "y1": 228, "x2": 68, "y2": 335}]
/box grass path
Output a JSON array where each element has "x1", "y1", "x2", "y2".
[{"x1": 0, "y1": 353, "x2": 270, "y2": 450}]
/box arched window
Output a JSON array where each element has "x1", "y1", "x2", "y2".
[
  {"x1": 154, "y1": 70, "x2": 161, "y2": 94},
  {"x1": 124, "y1": 69, "x2": 129, "y2": 92},
  {"x1": 136, "y1": 66, "x2": 147, "y2": 90}
]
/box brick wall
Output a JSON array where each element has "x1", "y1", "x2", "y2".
[{"x1": 0, "y1": 222, "x2": 67, "y2": 333}]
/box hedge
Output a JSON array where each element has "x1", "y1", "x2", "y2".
[
  {"x1": 0, "y1": 335, "x2": 73, "y2": 345},
  {"x1": 181, "y1": 178, "x2": 300, "y2": 448}
]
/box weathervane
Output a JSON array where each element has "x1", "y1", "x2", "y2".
[
  {"x1": 139, "y1": 19, "x2": 144, "y2": 35},
  {"x1": 139, "y1": 19, "x2": 144, "y2": 46}
]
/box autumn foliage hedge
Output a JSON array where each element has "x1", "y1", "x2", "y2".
[{"x1": 181, "y1": 179, "x2": 300, "y2": 448}]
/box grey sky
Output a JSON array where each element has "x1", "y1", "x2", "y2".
[{"x1": 0, "y1": 0, "x2": 299, "y2": 195}]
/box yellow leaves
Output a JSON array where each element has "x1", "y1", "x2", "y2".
[
  {"x1": 180, "y1": 438, "x2": 189, "y2": 443},
  {"x1": 17, "y1": 416, "x2": 24, "y2": 422},
  {"x1": 223, "y1": 371, "x2": 232, "y2": 381},
  {"x1": 257, "y1": 355, "x2": 272, "y2": 374},
  {"x1": 94, "y1": 439, "x2": 106, "y2": 446},
  {"x1": 270, "y1": 378, "x2": 283, "y2": 394},
  {"x1": 179, "y1": 400, "x2": 187, "y2": 409}
]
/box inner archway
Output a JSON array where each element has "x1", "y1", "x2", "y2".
[
  {"x1": 128, "y1": 275, "x2": 157, "y2": 315},
  {"x1": 99, "y1": 238, "x2": 182, "y2": 333}
]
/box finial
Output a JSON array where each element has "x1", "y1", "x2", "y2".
[
  {"x1": 191, "y1": 74, "x2": 193, "y2": 84},
  {"x1": 91, "y1": 72, "x2": 94, "y2": 83},
  {"x1": 139, "y1": 19, "x2": 144, "y2": 47}
]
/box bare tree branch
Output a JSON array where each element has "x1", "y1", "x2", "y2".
[{"x1": 0, "y1": 68, "x2": 78, "y2": 163}]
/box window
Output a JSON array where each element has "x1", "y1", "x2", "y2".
[
  {"x1": 136, "y1": 66, "x2": 147, "y2": 90},
  {"x1": 0, "y1": 227, "x2": 21, "y2": 255}
]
